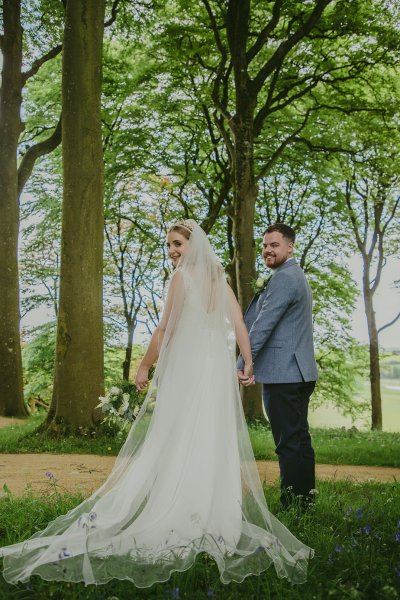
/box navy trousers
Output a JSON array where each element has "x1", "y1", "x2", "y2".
[{"x1": 262, "y1": 381, "x2": 316, "y2": 509}]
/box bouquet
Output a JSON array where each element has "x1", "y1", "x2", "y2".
[{"x1": 97, "y1": 382, "x2": 144, "y2": 426}]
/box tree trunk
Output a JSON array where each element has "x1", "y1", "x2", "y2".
[
  {"x1": 48, "y1": 0, "x2": 105, "y2": 430},
  {"x1": 123, "y1": 321, "x2": 135, "y2": 381},
  {"x1": 0, "y1": 0, "x2": 27, "y2": 417},
  {"x1": 232, "y1": 117, "x2": 263, "y2": 418},
  {"x1": 363, "y1": 283, "x2": 382, "y2": 430}
]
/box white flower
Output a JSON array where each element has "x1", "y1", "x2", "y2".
[
  {"x1": 133, "y1": 405, "x2": 140, "y2": 416},
  {"x1": 96, "y1": 396, "x2": 110, "y2": 409},
  {"x1": 256, "y1": 277, "x2": 265, "y2": 289},
  {"x1": 109, "y1": 386, "x2": 121, "y2": 396},
  {"x1": 118, "y1": 399, "x2": 129, "y2": 415},
  {"x1": 122, "y1": 393, "x2": 130, "y2": 402}
]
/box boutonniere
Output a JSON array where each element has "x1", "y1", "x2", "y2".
[{"x1": 250, "y1": 274, "x2": 272, "y2": 294}]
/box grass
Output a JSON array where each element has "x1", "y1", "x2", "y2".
[
  {"x1": 0, "y1": 415, "x2": 399, "y2": 467},
  {"x1": 250, "y1": 423, "x2": 400, "y2": 467},
  {"x1": 0, "y1": 414, "x2": 123, "y2": 456},
  {"x1": 0, "y1": 480, "x2": 399, "y2": 599}
]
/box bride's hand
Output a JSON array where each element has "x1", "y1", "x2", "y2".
[{"x1": 135, "y1": 364, "x2": 149, "y2": 391}]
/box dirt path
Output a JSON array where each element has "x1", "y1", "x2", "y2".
[{"x1": 0, "y1": 453, "x2": 398, "y2": 497}]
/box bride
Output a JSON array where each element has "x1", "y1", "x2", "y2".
[{"x1": 1, "y1": 219, "x2": 313, "y2": 587}]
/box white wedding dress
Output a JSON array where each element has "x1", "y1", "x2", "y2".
[{"x1": 1, "y1": 222, "x2": 313, "y2": 587}]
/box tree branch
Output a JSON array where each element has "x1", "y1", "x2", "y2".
[
  {"x1": 378, "y1": 311, "x2": 400, "y2": 334},
  {"x1": 22, "y1": 44, "x2": 63, "y2": 84},
  {"x1": 252, "y1": 0, "x2": 333, "y2": 94},
  {"x1": 104, "y1": 0, "x2": 123, "y2": 27},
  {"x1": 246, "y1": 0, "x2": 284, "y2": 63},
  {"x1": 256, "y1": 110, "x2": 312, "y2": 181},
  {"x1": 17, "y1": 117, "x2": 62, "y2": 197}
]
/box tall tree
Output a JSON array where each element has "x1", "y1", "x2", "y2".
[
  {"x1": 47, "y1": 0, "x2": 106, "y2": 430},
  {"x1": 343, "y1": 147, "x2": 400, "y2": 430},
  {"x1": 0, "y1": 0, "x2": 63, "y2": 416},
  {"x1": 0, "y1": 0, "x2": 26, "y2": 415},
  {"x1": 157, "y1": 0, "x2": 398, "y2": 415}
]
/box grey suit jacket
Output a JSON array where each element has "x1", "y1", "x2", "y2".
[{"x1": 237, "y1": 258, "x2": 318, "y2": 383}]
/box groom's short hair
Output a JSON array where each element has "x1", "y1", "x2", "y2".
[{"x1": 264, "y1": 223, "x2": 295, "y2": 243}]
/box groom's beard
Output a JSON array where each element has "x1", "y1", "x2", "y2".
[{"x1": 264, "y1": 255, "x2": 288, "y2": 269}]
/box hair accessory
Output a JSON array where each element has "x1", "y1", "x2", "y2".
[{"x1": 173, "y1": 219, "x2": 196, "y2": 233}]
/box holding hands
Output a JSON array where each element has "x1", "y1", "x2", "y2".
[{"x1": 237, "y1": 362, "x2": 255, "y2": 387}]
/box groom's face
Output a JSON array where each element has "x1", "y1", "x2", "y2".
[{"x1": 262, "y1": 232, "x2": 293, "y2": 270}]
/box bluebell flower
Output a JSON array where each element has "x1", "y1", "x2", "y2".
[
  {"x1": 58, "y1": 547, "x2": 70, "y2": 559},
  {"x1": 393, "y1": 531, "x2": 400, "y2": 543},
  {"x1": 335, "y1": 544, "x2": 343, "y2": 553},
  {"x1": 355, "y1": 508, "x2": 363, "y2": 519},
  {"x1": 171, "y1": 587, "x2": 180, "y2": 599},
  {"x1": 363, "y1": 525, "x2": 372, "y2": 535},
  {"x1": 207, "y1": 590, "x2": 214, "y2": 597},
  {"x1": 25, "y1": 583, "x2": 33, "y2": 590}
]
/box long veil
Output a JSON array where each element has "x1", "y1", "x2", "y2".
[{"x1": 1, "y1": 220, "x2": 313, "y2": 587}]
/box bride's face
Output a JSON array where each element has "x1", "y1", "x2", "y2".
[{"x1": 167, "y1": 231, "x2": 189, "y2": 267}]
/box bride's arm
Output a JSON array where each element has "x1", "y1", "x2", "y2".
[
  {"x1": 135, "y1": 271, "x2": 184, "y2": 391},
  {"x1": 226, "y1": 285, "x2": 254, "y2": 379}
]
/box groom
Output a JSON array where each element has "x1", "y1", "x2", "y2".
[{"x1": 237, "y1": 223, "x2": 318, "y2": 510}]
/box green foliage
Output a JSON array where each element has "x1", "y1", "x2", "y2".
[
  {"x1": 0, "y1": 480, "x2": 399, "y2": 599},
  {"x1": 314, "y1": 343, "x2": 369, "y2": 417},
  {"x1": 22, "y1": 322, "x2": 56, "y2": 406},
  {"x1": 249, "y1": 423, "x2": 400, "y2": 467}
]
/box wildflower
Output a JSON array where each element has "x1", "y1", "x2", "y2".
[
  {"x1": 45, "y1": 472, "x2": 53, "y2": 479},
  {"x1": 309, "y1": 488, "x2": 319, "y2": 495},
  {"x1": 58, "y1": 547, "x2": 70, "y2": 559},
  {"x1": 25, "y1": 583, "x2": 33, "y2": 590},
  {"x1": 109, "y1": 387, "x2": 120, "y2": 396},
  {"x1": 393, "y1": 531, "x2": 400, "y2": 543},
  {"x1": 346, "y1": 507, "x2": 353, "y2": 515},
  {"x1": 207, "y1": 590, "x2": 214, "y2": 597},
  {"x1": 171, "y1": 587, "x2": 180, "y2": 599},
  {"x1": 363, "y1": 525, "x2": 372, "y2": 535},
  {"x1": 335, "y1": 544, "x2": 343, "y2": 553},
  {"x1": 355, "y1": 508, "x2": 363, "y2": 519}
]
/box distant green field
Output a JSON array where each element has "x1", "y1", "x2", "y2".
[{"x1": 309, "y1": 378, "x2": 400, "y2": 432}]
